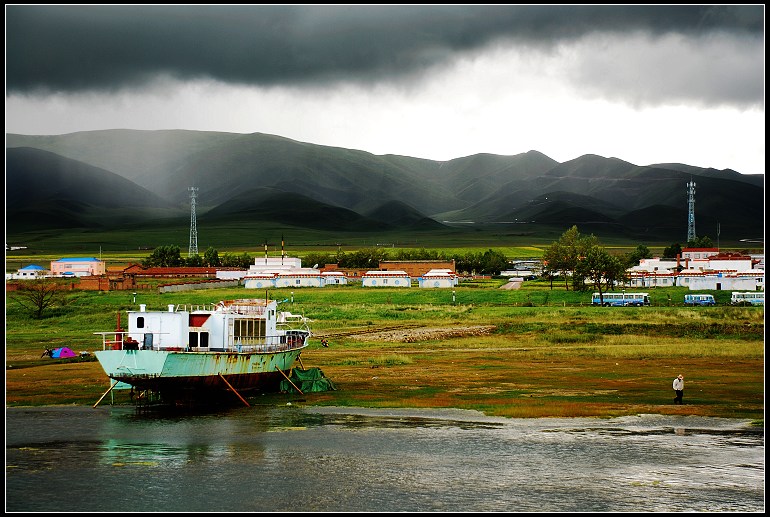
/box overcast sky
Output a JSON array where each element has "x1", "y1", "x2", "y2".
[{"x1": 5, "y1": 5, "x2": 765, "y2": 175}]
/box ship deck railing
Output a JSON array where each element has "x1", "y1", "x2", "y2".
[{"x1": 94, "y1": 331, "x2": 309, "y2": 353}]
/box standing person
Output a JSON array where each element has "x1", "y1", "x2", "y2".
[{"x1": 673, "y1": 374, "x2": 684, "y2": 404}]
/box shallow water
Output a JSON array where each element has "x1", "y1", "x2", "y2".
[{"x1": 5, "y1": 405, "x2": 764, "y2": 512}]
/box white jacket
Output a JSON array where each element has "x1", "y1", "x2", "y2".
[{"x1": 673, "y1": 378, "x2": 684, "y2": 390}]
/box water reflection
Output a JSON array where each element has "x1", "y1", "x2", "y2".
[{"x1": 6, "y1": 406, "x2": 764, "y2": 512}]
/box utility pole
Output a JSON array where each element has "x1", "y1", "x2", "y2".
[
  {"x1": 717, "y1": 222, "x2": 721, "y2": 251},
  {"x1": 188, "y1": 187, "x2": 198, "y2": 257},
  {"x1": 686, "y1": 180, "x2": 696, "y2": 243}
]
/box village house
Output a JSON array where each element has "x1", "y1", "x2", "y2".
[
  {"x1": 321, "y1": 271, "x2": 348, "y2": 285},
  {"x1": 50, "y1": 257, "x2": 106, "y2": 277},
  {"x1": 78, "y1": 272, "x2": 138, "y2": 291},
  {"x1": 379, "y1": 260, "x2": 456, "y2": 278},
  {"x1": 274, "y1": 269, "x2": 324, "y2": 288},
  {"x1": 6, "y1": 264, "x2": 50, "y2": 280},
  {"x1": 242, "y1": 272, "x2": 278, "y2": 289},
  {"x1": 417, "y1": 269, "x2": 459, "y2": 288},
  {"x1": 362, "y1": 270, "x2": 411, "y2": 287}
]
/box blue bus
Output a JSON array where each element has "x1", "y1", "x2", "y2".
[
  {"x1": 592, "y1": 292, "x2": 650, "y2": 307},
  {"x1": 684, "y1": 294, "x2": 716, "y2": 306}
]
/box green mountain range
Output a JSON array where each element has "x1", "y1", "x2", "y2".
[{"x1": 6, "y1": 129, "x2": 764, "y2": 248}]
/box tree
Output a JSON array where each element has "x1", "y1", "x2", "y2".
[
  {"x1": 574, "y1": 245, "x2": 629, "y2": 304},
  {"x1": 687, "y1": 235, "x2": 714, "y2": 248},
  {"x1": 662, "y1": 243, "x2": 682, "y2": 260},
  {"x1": 338, "y1": 248, "x2": 389, "y2": 269},
  {"x1": 304, "y1": 252, "x2": 336, "y2": 268},
  {"x1": 625, "y1": 244, "x2": 652, "y2": 268},
  {"x1": 480, "y1": 249, "x2": 509, "y2": 275},
  {"x1": 202, "y1": 247, "x2": 220, "y2": 267},
  {"x1": 11, "y1": 280, "x2": 70, "y2": 319},
  {"x1": 238, "y1": 252, "x2": 253, "y2": 269},
  {"x1": 185, "y1": 254, "x2": 203, "y2": 266},
  {"x1": 142, "y1": 245, "x2": 184, "y2": 267},
  {"x1": 542, "y1": 226, "x2": 596, "y2": 290}
]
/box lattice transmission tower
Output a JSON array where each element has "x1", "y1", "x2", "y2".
[
  {"x1": 188, "y1": 187, "x2": 199, "y2": 257},
  {"x1": 686, "y1": 180, "x2": 696, "y2": 243}
]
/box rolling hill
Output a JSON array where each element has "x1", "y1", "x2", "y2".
[{"x1": 5, "y1": 129, "x2": 764, "y2": 247}]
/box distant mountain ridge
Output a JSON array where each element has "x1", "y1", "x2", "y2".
[{"x1": 6, "y1": 129, "x2": 764, "y2": 243}]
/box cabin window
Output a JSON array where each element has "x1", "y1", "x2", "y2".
[
  {"x1": 188, "y1": 332, "x2": 209, "y2": 348},
  {"x1": 136, "y1": 317, "x2": 144, "y2": 328},
  {"x1": 233, "y1": 318, "x2": 266, "y2": 344}
]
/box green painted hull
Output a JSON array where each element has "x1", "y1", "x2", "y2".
[{"x1": 95, "y1": 347, "x2": 306, "y2": 397}]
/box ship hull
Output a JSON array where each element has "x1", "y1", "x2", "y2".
[{"x1": 95, "y1": 347, "x2": 306, "y2": 399}]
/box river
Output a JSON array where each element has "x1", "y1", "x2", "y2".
[{"x1": 5, "y1": 405, "x2": 764, "y2": 512}]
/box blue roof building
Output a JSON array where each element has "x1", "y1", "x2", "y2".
[{"x1": 51, "y1": 257, "x2": 106, "y2": 277}]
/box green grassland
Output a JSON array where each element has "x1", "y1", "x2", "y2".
[
  {"x1": 12, "y1": 220, "x2": 754, "y2": 266},
  {"x1": 5, "y1": 278, "x2": 764, "y2": 423}
]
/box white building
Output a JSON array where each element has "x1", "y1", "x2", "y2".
[
  {"x1": 6, "y1": 264, "x2": 50, "y2": 280},
  {"x1": 218, "y1": 256, "x2": 307, "y2": 282},
  {"x1": 242, "y1": 256, "x2": 330, "y2": 288},
  {"x1": 681, "y1": 248, "x2": 719, "y2": 260},
  {"x1": 680, "y1": 274, "x2": 761, "y2": 291},
  {"x1": 248, "y1": 256, "x2": 302, "y2": 274},
  {"x1": 274, "y1": 269, "x2": 324, "y2": 288},
  {"x1": 362, "y1": 270, "x2": 411, "y2": 287},
  {"x1": 321, "y1": 271, "x2": 348, "y2": 285},
  {"x1": 627, "y1": 251, "x2": 763, "y2": 291},
  {"x1": 216, "y1": 270, "x2": 249, "y2": 281},
  {"x1": 242, "y1": 272, "x2": 278, "y2": 289},
  {"x1": 417, "y1": 269, "x2": 458, "y2": 288}
]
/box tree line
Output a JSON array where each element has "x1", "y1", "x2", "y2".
[
  {"x1": 142, "y1": 245, "x2": 510, "y2": 276},
  {"x1": 143, "y1": 232, "x2": 716, "y2": 279}
]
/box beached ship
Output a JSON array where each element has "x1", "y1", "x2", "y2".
[{"x1": 93, "y1": 298, "x2": 312, "y2": 406}]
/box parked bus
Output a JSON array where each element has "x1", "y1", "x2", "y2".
[
  {"x1": 591, "y1": 292, "x2": 650, "y2": 307},
  {"x1": 730, "y1": 291, "x2": 764, "y2": 306},
  {"x1": 684, "y1": 294, "x2": 716, "y2": 306}
]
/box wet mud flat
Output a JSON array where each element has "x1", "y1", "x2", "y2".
[{"x1": 6, "y1": 406, "x2": 764, "y2": 512}]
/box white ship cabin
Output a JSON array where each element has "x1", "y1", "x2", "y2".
[
  {"x1": 417, "y1": 269, "x2": 458, "y2": 288},
  {"x1": 123, "y1": 299, "x2": 307, "y2": 353},
  {"x1": 362, "y1": 270, "x2": 411, "y2": 287}
]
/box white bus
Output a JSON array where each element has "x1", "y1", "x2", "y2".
[
  {"x1": 591, "y1": 292, "x2": 650, "y2": 307},
  {"x1": 684, "y1": 294, "x2": 716, "y2": 306},
  {"x1": 730, "y1": 291, "x2": 764, "y2": 306}
]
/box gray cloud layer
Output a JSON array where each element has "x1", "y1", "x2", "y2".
[{"x1": 6, "y1": 5, "x2": 764, "y2": 106}]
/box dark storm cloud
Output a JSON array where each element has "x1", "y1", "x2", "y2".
[{"x1": 6, "y1": 5, "x2": 763, "y2": 96}]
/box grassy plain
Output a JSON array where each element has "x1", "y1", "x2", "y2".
[{"x1": 5, "y1": 278, "x2": 764, "y2": 424}]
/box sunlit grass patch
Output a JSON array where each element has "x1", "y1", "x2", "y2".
[
  {"x1": 540, "y1": 332, "x2": 602, "y2": 344},
  {"x1": 368, "y1": 354, "x2": 413, "y2": 366}
]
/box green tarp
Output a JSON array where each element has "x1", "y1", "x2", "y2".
[{"x1": 280, "y1": 367, "x2": 337, "y2": 393}]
